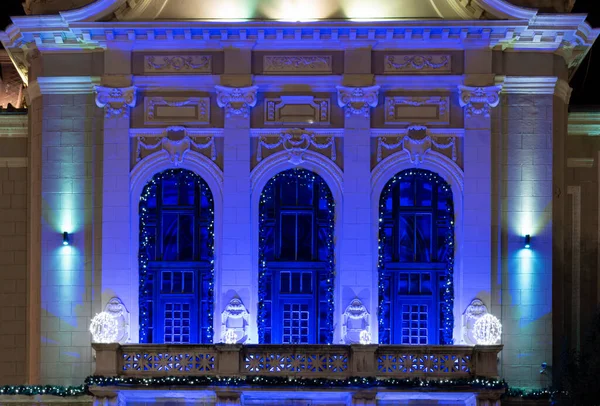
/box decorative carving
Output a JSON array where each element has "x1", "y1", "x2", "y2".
[
  {"x1": 144, "y1": 55, "x2": 212, "y2": 73},
  {"x1": 104, "y1": 297, "x2": 131, "y2": 344},
  {"x1": 458, "y1": 85, "x2": 502, "y2": 118},
  {"x1": 263, "y1": 55, "x2": 332, "y2": 74},
  {"x1": 264, "y1": 96, "x2": 330, "y2": 125},
  {"x1": 257, "y1": 129, "x2": 336, "y2": 165},
  {"x1": 244, "y1": 348, "x2": 348, "y2": 374},
  {"x1": 384, "y1": 55, "x2": 451, "y2": 73},
  {"x1": 144, "y1": 97, "x2": 210, "y2": 125},
  {"x1": 221, "y1": 297, "x2": 250, "y2": 344},
  {"x1": 134, "y1": 126, "x2": 216, "y2": 165},
  {"x1": 341, "y1": 299, "x2": 370, "y2": 344},
  {"x1": 462, "y1": 298, "x2": 488, "y2": 345},
  {"x1": 215, "y1": 85, "x2": 258, "y2": 118},
  {"x1": 94, "y1": 86, "x2": 136, "y2": 118},
  {"x1": 377, "y1": 126, "x2": 456, "y2": 165},
  {"x1": 336, "y1": 86, "x2": 380, "y2": 117},
  {"x1": 385, "y1": 96, "x2": 449, "y2": 125}
]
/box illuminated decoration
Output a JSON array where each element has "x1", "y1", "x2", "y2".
[
  {"x1": 139, "y1": 169, "x2": 214, "y2": 343},
  {"x1": 525, "y1": 234, "x2": 531, "y2": 249},
  {"x1": 103, "y1": 297, "x2": 130, "y2": 344},
  {"x1": 223, "y1": 329, "x2": 238, "y2": 344},
  {"x1": 62, "y1": 231, "x2": 69, "y2": 246},
  {"x1": 221, "y1": 297, "x2": 250, "y2": 344},
  {"x1": 462, "y1": 298, "x2": 488, "y2": 346},
  {"x1": 89, "y1": 312, "x2": 119, "y2": 343},
  {"x1": 458, "y1": 85, "x2": 502, "y2": 118},
  {"x1": 258, "y1": 169, "x2": 335, "y2": 344},
  {"x1": 341, "y1": 298, "x2": 370, "y2": 344},
  {"x1": 473, "y1": 314, "x2": 502, "y2": 345},
  {"x1": 359, "y1": 330, "x2": 372, "y2": 345},
  {"x1": 378, "y1": 169, "x2": 454, "y2": 345}
]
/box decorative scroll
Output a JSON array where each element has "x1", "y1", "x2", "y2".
[
  {"x1": 134, "y1": 126, "x2": 216, "y2": 165},
  {"x1": 244, "y1": 348, "x2": 348, "y2": 375},
  {"x1": 336, "y1": 86, "x2": 380, "y2": 117},
  {"x1": 144, "y1": 55, "x2": 212, "y2": 73},
  {"x1": 341, "y1": 299, "x2": 370, "y2": 344},
  {"x1": 377, "y1": 126, "x2": 456, "y2": 165},
  {"x1": 257, "y1": 130, "x2": 336, "y2": 165},
  {"x1": 215, "y1": 85, "x2": 258, "y2": 118},
  {"x1": 221, "y1": 297, "x2": 250, "y2": 344},
  {"x1": 385, "y1": 96, "x2": 449, "y2": 125},
  {"x1": 264, "y1": 96, "x2": 330, "y2": 125},
  {"x1": 384, "y1": 55, "x2": 451, "y2": 73},
  {"x1": 95, "y1": 86, "x2": 136, "y2": 118},
  {"x1": 458, "y1": 85, "x2": 502, "y2": 118},
  {"x1": 144, "y1": 97, "x2": 210, "y2": 125},
  {"x1": 263, "y1": 55, "x2": 332, "y2": 74},
  {"x1": 122, "y1": 350, "x2": 216, "y2": 374}
]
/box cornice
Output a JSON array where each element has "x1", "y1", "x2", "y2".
[
  {"x1": 250, "y1": 128, "x2": 345, "y2": 138},
  {"x1": 27, "y1": 76, "x2": 101, "y2": 100},
  {"x1": 370, "y1": 128, "x2": 465, "y2": 138},
  {"x1": 498, "y1": 76, "x2": 572, "y2": 104}
]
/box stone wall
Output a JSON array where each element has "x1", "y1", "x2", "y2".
[{"x1": 0, "y1": 113, "x2": 28, "y2": 384}]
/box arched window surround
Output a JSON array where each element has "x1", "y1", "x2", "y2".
[
  {"x1": 371, "y1": 151, "x2": 463, "y2": 344},
  {"x1": 129, "y1": 152, "x2": 223, "y2": 343}
]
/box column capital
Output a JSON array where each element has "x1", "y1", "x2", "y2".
[
  {"x1": 215, "y1": 85, "x2": 258, "y2": 118},
  {"x1": 94, "y1": 85, "x2": 137, "y2": 118},
  {"x1": 458, "y1": 85, "x2": 501, "y2": 118},
  {"x1": 336, "y1": 85, "x2": 380, "y2": 117}
]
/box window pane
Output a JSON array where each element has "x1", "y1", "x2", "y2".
[
  {"x1": 162, "y1": 213, "x2": 178, "y2": 261},
  {"x1": 162, "y1": 178, "x2": 178, "y2": 206},
  {"x1": 281, "y1": 272, "x2": 290, "y2": 294},
  {"x1": 398, "y1": 273, "x2": 409, "y2": 294},
  {"x1": 180, "y1": 182, "x2": 195, "y2": 206},
  {"x1": 280, "y1": 214, "x2": 296, "y2": 260},
  {"x1": 281, "y1": 180, "x2": 297, "y2": 206},
  {"x1": 297, "y1": 214, "x2": 313, "y2": 261},
  {"x1": 399, "y1": 180, "x2": 414, "y2": 207},
  {"x1": 291, "y1": 272, "x2": 301, "y2": 294},
  {"x1": 416, "y1": 180, "x2": 433, "y2": 207},
  {"x1": 297, "y1": 179, "x2": 314, "y2": 206},
  {"x1": 179, "y1": 214, "x2": 194, "y2": 260},
  {"x1": 415, "y1": 214, "x2": 432, "y2": 262},
  {"x1": 302, "y1": 272, "x2": 312, "y2": 294},
  {"x1": 398, "y1": 214, "x2": 415, "y2": 262},
  {"x1": 317, "y1": 227, "x2": 328, "y2": 261}
]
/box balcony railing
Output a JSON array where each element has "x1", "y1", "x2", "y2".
[{"x1": 93, "y1": 343, "x2": 502, "y2": 379}]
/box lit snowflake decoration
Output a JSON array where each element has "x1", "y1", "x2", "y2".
[
  {"x1": 359, "y1": 330, "x2": 372, "y2": 345},
  {"x1": 223, "y1": 328, "x2": 238, "y2": 344},
  {"x1": 89, "y1": 312, "x2": 119, "y2": 343},
  {"x1": 473, "y1": 314, "x2": 502, "y2": 345}
]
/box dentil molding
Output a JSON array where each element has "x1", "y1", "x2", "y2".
[
  {"x1": 215, "y1": 85, "x2": 258, "y2": 118},
  {"x1": 336, "y1": 85, "x2": 380, "y2": 117},
  {"x1": 94, "y1": 85, "x2": 137, "y2": 118},
  {"x1": 458, "y1": 85, "x2": 501, "y2": 118}
]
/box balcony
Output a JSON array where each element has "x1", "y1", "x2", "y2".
[{"x1": 93, "y1": 343, "x2": 502, "y2": 379}]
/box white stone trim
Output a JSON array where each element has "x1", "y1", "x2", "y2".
[
  {"x1": 371, "y1": 150, "x2": 464, "y2": 343},
  {"x1": 129, "y1": 151, "x2": 224, "y2": 343},
  {"x1": 499, "y1": 76, "x2": 573, "y2": 104},
  {"x1": 336, "y1": 86, "x2": 380, "y2": 117},
  {"x1": 27, "y1": 76, "x2": 101, "y2": 99},
  {"x1": 371, "y1": 128, "x2": 465, "y2": 138},
  {"x1": 250, "y1": 149, "x2": 343, "y2": 343},
  {"x1": 0, "y1": 157, "x2": 28, "y2": 167}
]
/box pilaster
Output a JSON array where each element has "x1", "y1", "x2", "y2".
[
  {"x1": 217, "y1": 85, "x2": 256, "y2": 342},
  {"x1": 338, "y1": 85, "x2": 379, "y2": 343}
]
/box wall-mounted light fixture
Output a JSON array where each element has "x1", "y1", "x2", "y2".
[
  {"x1": 63, "y1": 232, "x2": 70, "y2": 246},
  {"x1": 524, "y1": 234, "x2": 531, "y2": 249}
]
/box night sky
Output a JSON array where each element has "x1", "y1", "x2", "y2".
[{"x1": 0, "y1": 0, "x2": 598, "y2": 106}]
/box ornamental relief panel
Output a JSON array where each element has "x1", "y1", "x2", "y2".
[
  {"x1": 264, "y1": 96, "x2": 330, "y2": 126},
  {"x1": 144, "y1": 55, "x2": 212, "y2": 73},
  {"x1": 384, "y1": 55, "x2": 452, "y2": 73},
  {"x1": 144, "y1": 97, "x2": 210, "y2": 125},
  {"x1": 263, "y1": 55, "x2": 332, "y2": 74},
  {"x1": 384, "y1": 96, "x2": 450, "y2": 125}
]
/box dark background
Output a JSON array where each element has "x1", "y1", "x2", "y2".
[{"x1": 0, "y1": 0, "x2": 597, "y2": 105}]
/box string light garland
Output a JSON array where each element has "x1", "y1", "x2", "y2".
[
  {"x1": 139, "y1": 169, "x2": 215, "y2": 343},
  {"x1": 257, "y1": 169, "x2": 335, "y2": 344},
  {"x1": 0, "y1": 385, "x2": 87, "y2": 397},
  {"x1": 378, "y1": 170, "x2": 454, "y2": 344}
]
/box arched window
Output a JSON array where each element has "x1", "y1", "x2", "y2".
[
  {"x1": 378, "y1": 169, "x2": 454, "y2": 345},
  {"x1": 258, "y1": 169, "x2": 335, "y2": 344},
  {"x1": 139, "y1": 169, "x2": 214, "y2": 344}
]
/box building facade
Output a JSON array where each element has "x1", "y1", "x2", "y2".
[{"x1": 0, "y1": 0, "x2": 598, "y2": 403}]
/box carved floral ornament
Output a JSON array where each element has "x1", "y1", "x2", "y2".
[
  {"x1": 94, "y1": 86, "x2": 137, "y2": 118},
  {"x1": 145, "y1": 55, "x2": 212, "y2": 73},
  {"x1": 336, "y1": 85, "x2": 380, "y2": 117},
  {"x1": 458, "y1": 85, "x2": 502, "y2": 118},
  {"x1": 221, "y1": 297, "x2": 250, "y2": 344},
  {"x1": 263, "y1": 55, "x2": 332, "y2": 74},
  {"x1": 384, "y1": 55, "x2": 451, "y2": 73},
  {"x1": 215, "y1": 85, "x2": 258, "y2": 118},
  {"x1": 377, "y1": 126, "x2": 457, "y2": 165},
  {"x1": 134, "y1": 126, "x2": 216, "y2": 165},
  {"x1": 257, "y1": 129, "x2": 336, "y2": 165}
]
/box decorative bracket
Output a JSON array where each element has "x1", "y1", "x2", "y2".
[
  {"x1": 336, "y1": 85, "x2": 380, "y2": 117},
  {"x1": 134, "y1": 126, "x2": 216, "y2": 165},
  {"x1": 221, "y1": 297, "x2": 250, "y2": 344},
  {"x1": 215, "y1": 85, "x2": 258, "y2": 118},
  {"x1": 458, "y1": 85, "x2": 501, "y2": 118},
  {"x1": 94, "y1": 86, "x2": 137, "y2": 118},
  {"x1": 341, "y1": 298, "x2": 370, "y2": 344},
  {"x1": 257, "y1": 129, "x2": 336, "y2": 165},
  {"x1": 377, "y1": 126, "x2": 456, "y2": 165}
]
